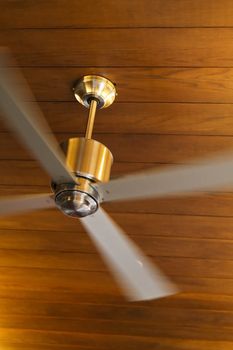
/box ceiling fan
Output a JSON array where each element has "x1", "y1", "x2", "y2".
[{"x1": 1, "y1": 51, "x2": 233, "y2": 301}]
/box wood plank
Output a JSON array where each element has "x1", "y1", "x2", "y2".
[
  {"x1": 3, "y1": 101, "x2": 233, "y2": 136},
  {"x1": 0, "y1": 229, "x2": 233, "y2": 261},
  {"x1": 0, "y1": 248, "x2": 230, "y2": 279},
  {"x1": 0, "y1": 290, "x2": 233, "y2": 312},
  {"x1": 2, "y1": 314, "x2": 233, "y2": 339},
  {"x1": 1, "y1": 326, "x2": 233, "y2": 347},
  {"x1": 1, "y1": 340, "x2": 233, "y2": 350},
  {"x1": 0, "y1": 339, "x2": 232, "y2": 350},
  {"x1": 0, "y1": 297, "x2": 190, "y2": 318},
  {"x1": 104, "y1": 192, "x2": 233, "y2": 217},
  {"x1": 14, "y1": 67, "x2": 233, "y2": 103},
  {"x1": 2, "y1": 292, "x2": 233, "y2": 314},
  {"x1": 0, "y1": 329, "x2": 159, "y2": 348},
  {"x1": 0, "y1": 267, "x2": 120, "y2": 299},
  {"x1": 0, "y1": 265, "x2": 232, "y2": 296},
  {"x1": 0, "y1": 268, "x2": 232, "y2": 302},
  {"x1": 0, "y1": 277, "x2": 232, "y2": 305},
  {"x1": 0, "y1": 210, "x2": 233, "y2": 239},
  {"x1": 0, "y1": 345, "x2": 93, "y2": 350},
  {"x1": 1, "y1": 0, "x2": 233, "y2": 28},
  {"x1": 0, "y1": 160, "x2": 50, "y2": 186},
  {"x1": 4, "y1": 296, "x2": 233, "y2": 330},
  {"x1": 3, "y1": 28, "x2": 233, "y2": 67},
  {"x1": 6, "y1": 302, "x2": 233, "y2": 328},
  {"x1": 2, "y1": 133, "x2": 233, "y2": 163},
  {"x1": 2, "y1": 209, "x2": 233, "y2": 240},
  {"x1": 2, "y1": 101, "x2": 233, "y2": 136}
]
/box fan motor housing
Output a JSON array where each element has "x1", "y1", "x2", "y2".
[
  {"x1": 52, "y1": 137, "x2": 113, "y2": 218},
  {"x1": 62, "y1": 137, "x2": 113, "y2": 183}
]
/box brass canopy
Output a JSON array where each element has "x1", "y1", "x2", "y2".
[{"x1": 73, "y1": 75, "x2": 116, "y2": 109}]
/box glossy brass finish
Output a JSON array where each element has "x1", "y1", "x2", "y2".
[
  {"x1": 73, "y1": 75, "x2": 116, "y2": 109},
  {"x1": 85, "y1": 99, "x2": 98, "y2": 139},
  {"x1": 61, "y1": 137, "x2": 113, "y2": 183}
]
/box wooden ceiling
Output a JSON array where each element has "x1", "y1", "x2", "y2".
[{"x1": 2, "y1": 1, "x2": 233, "y2": 349}]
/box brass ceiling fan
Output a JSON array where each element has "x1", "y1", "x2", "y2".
[{"x1": 1, "y1": 51, "x2": 233, "y2": 301}]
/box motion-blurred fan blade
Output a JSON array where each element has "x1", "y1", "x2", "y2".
[
  {"x1": 81, "y1": 208, "x2": 177, "y2": 301},
  {"x1": 0, "y1": 49, "x2": 75, "y2": 185},
  {"x1": 98, "y1": 154, "x2": 233, "y2": 202},
  {"x1": 0, "y1": 193, "x2": 55, "y2": 216}
]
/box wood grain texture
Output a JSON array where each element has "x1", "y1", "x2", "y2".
[
  {"x1": 3, "y1": 28, "x2": 233, "y2": 67},
  {"x1": 0, "y1": 267, "x2": 231, "y2": 301},
  {"x1": 3, "y1": 101, "x2": 233, "y2": 136},
  {"x1": 3, "y1": 314, "x2": 233, "y2": 338},
  {"x1": 1, "y1": 0, "x2": 233, "y2": 28},
  {"x1": 2, "y1": 209, "x2": 233, "y2": 239},
  {"x1": 0, "y1": 340, "x2": 232, "y2": 350},
  {"x1": 2, "y1": 132, "x2": 233, "y2": 164},
  {"x1": 0, "y1": 247, "x2": 232, "y2": 278},
  {"x1": 10, "y1": 67, "x2": 233, "y2": 103},
  {"x1": 1, "y1": 228, "x2": 233, "y2": 261},
  {"x1": 14, "y1": 102, "x2": 233, "y2": 136},
  {"x1": 1, "y1": 1, "x2": 233, "y2": 349}
]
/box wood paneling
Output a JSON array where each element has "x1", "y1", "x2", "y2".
[
  {"x1": 0, "y1": 247, "x2": 232, "y2": 278},
  {"x1": 19, "y1": 102, "x2": 233, "y2": 135},
  {"x1": 0, "y1": 248, "x2": 232, "y2": 279},
  {"x1": 11, "y1": 67, "x2": 233, "y2": 103},
  {"x1": 0, "y1": 229, "x2": 233, "y2": 261},
  {"x1": 1, "y1": 1, "x2": 233, "y2": 349},
  {"x1": 2, "y1": 132, "x2": 233, "y2": 164},
  {"x1": 3, "y1": 102, "x2": 233, "y2": 136},
  {"x1": 3, "y1": 28, "x2": 233, "y2": 67},
  {"x1": 0, "y1": 340, "x2": 231, "y2": 350},
  {"x1": 3, "y1": 313, "x2": 233, "y2": 338},
  {"x1": 1, "y1": 210, "x2": 233, "y2": 240},
  {"x1": 1, "y1": 0, "x2": 233, "y2": 29},
  {"x1": 0, "y1": 268, "x2": 232, "y2": 302}
]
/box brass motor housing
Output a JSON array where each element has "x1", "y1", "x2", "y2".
[
  {"x1": 61, "y1": 137, "x2": 113, "y2": 183},
  {"x1": 52, "y1": 138, "x2": 113, "y2": 218}
]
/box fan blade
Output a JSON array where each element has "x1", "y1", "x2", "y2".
[
  {"x1": 0, "y1": 193, "x2": 55, "y2": 216},
  {"x1": 0, "y1": 49, "x2": 75, "y2": 185},
  {"x1": 98, "y1": 153, "x2": 233, "y2": 203},
  {"x1": 81, "y1": 208, "x2": 177, "y2": 301}
]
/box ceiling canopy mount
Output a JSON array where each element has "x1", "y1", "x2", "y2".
[{"x1": 73, "y1": 75, "x2": 117, "y2": 109}]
